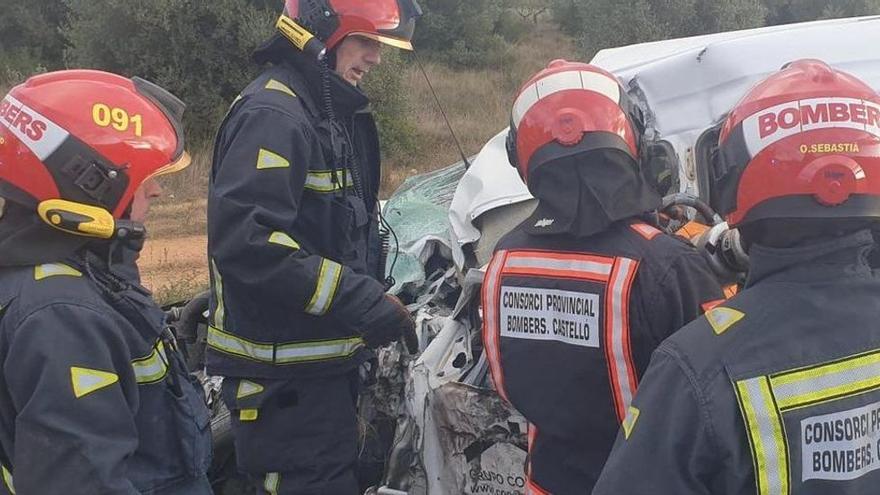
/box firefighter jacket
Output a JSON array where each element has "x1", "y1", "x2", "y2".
[
  {"x1": 481, "y1": 219, "x2": 724, "y2": 494},
  {"x1": 0, "y1": 244, "x2": 212, "y2": 495},
  {"x1": 593, "y1": 229, "x2": 880, "y2": 495},
  {"x1": 207, "y1": 51, "x2": 397, "y2": 379}
]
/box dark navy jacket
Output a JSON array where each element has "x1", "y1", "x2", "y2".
[
  {"x1": 594, "y1": 230, "x2": 880, "y2": 495},
  {"x1": 482, "y1": 219, "x2": 723, "y2": 494},
  {"x1": 206, "y1": 53, "x2": 398, "y2": 379},
  {"x1": 0, "y1": 245, "x2": 211, "y2": 495}
]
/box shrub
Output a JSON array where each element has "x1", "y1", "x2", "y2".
[
  {"x1": 0, "y1": 0, "x2": 69, "y2": 83},
  {"x1": 573, "y1": 0, "x2": 766, "y2": 56},
  {"x1": 63, "y1": 0, "x2": 275, "y2": 141},
  {"x1": 414, "y1": 0, "x2": 512, "y2": 69},
  {"x1": 363, "y1": 51, "x2": 418, "y2": 161}
]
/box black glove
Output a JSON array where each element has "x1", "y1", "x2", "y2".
[{"x1": 362, "y1": 294, "x2": 418, "y2": 354}]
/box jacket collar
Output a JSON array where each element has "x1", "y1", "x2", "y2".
[
  {"x1": 72, "y1": 237, "x2": 146, "y2": 287},
  {"x1": 0, "y1": 203, "x2": 89, "y2": 267},
  {"x1": 272, "y1": 44, "x2": 370, "y2": 119},
  {"x1": 745, "y1": 229, "x2": 875, "y2": 288}
]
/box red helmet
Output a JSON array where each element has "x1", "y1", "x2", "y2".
[
  {"x1": 715, "y1": 59, "x2": 880, "y2": 228},
  {"x1": 281, "y1": 0, "x2": 421, "y2": 52},
  {"x1": 506, "y1": 59, "x2": 644, "y2": 183},
  {"x1": 0, "y1": 70, "x2": 189, "y2": 239}
]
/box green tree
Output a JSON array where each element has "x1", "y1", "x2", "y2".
[
  {"x1": 574, "y1": 0, "x2": 766, "y2": 56},
  {"x1": 0, "y1": 0, "x2": 69, "y2": 82},
  {"x1": 414, "y1": 0, "x2": 516, "y2": 68},
  {"x1": 697, "y1": 0, "x2": 768, "y2": 34},
  {"x1": 63, "y1": 0, "x2": 275, "y2": 140},
  {"x1": 362, "y1": 50, "x2": 417, "y2": 159},
  {"x1": 766, "y1": 0, "x2": 880, "y2": 24},
  {"x1": 550, "y1": 0, "x2": 587, "y2": 36}
]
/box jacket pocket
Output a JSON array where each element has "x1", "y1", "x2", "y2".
[
  {"x1": 164, "y1": 350, "x2": 213, "y2": 478},
  {"x1": 329, "y1": 195, "x2": 370, "y2": 268}
]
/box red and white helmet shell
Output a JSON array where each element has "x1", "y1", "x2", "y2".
[
  {"x1": 718, "y1": 59, "x2": 880, "y2": 227},
  {"x1": 510, "y1": 60, "x2": 638, "y2": 182},
  {"x1": 284, "y1": 0, "x2": 418, "y2": 51},
  {"x1": 0, "y1": 70, "x2": 188, "y2": 218}
]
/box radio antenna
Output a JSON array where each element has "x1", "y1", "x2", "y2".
[{"x1": 413, "y1": 50, "x2": 472, "y2": 169}]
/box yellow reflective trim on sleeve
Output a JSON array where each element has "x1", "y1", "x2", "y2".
[
  {"x1": 207, "y1": 326, "x2": 275, "y2": 362},
  {"x1": 2, "y1": 464, "x2": 14, "y2": 494},
  {"x1": 304, "y1": 259, "x2": 342, "y2": 316},
  {"x1": 237, "y1": 380, "x2": 264, "y2": 399},
  {"x1": 706, "y1": 307, "x2": 745, "y2": 335},
  {"x1": 268, "y1": 232, "x2": 301, "y2": 250},
  {"x1": 734, "y1": 376, "x2": 789, "y2": 495},
  {"x1": 256, "y1": 148, "x2": 291, "y2": 170},
  {"x1": 131, "y1": 341, "x2": 169, "y2": 384},
  {"x1": 70, "y1": 367, "x2": 119, "y2": 399},
  {"x1": 264, "y1": 472, "x2": 280, "y2": 495},
  {"x1": 304, "y1": 170, "x2": 351, "y2": 193},
  {"x1": 265, "y1": 79, "x2": 297, "y2": 97},
  {"x1": 34, "y1": 263, "x2": 82, "y2": 281},
  {"x1": 769, "y1": 349, "x2": 880, "y2": 412},
  {"x1": 207, "y1": 326, "x2": 364, "y2": 365},
  {"x1": 621, "y1": 406, "x2": 640, "y2": 439},
  {"x1": 211, "y1": 259, "x2": 226, "y2": 331},
  {"x1": 239, "y1": 409, "x2": 259, "y2": 421}
]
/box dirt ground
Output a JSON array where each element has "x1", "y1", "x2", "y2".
[
  {"x1": 140, "y1": 235, "x2": 207, "y2": 288},
  {"x1": 140, "y1": 199, "x2": 209, "y2": 304}
]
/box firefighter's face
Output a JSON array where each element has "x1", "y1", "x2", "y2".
[
  {"x1": 335, "y1": 35, "x2": 383, "y2": 86},
  {"x1": 130, "y1": 178, "x2": 163, "y2": 223}
]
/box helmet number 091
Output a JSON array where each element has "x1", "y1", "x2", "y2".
[{"x1": 92, "y1": 103, "x2": 143, "y2": 137}]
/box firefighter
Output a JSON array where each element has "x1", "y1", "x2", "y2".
[
  {"x1": 206, "y1": 1, "x2": 421, "y2": 493},
  {"x1": 482, "y1": 60, "x2": 724, "y2": 494},
  {"x1": 593, "y1": 59, "x2": 880, "y2": 494},
  {"x1": 0, "y1": 71, "x2": 211, "y2": 494}
]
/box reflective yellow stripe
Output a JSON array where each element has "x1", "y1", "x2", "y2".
[
  {"x1": 208, "y1": 326, "x2": 274, "y2": 362},
  {"x1": 733, "y1": 350, "x2": 880, "y2": 495},
  {"x1": 275, "y1": 337, "x2": 363, "y2": 364},
  {"x1": 256, "y1": 148, "x2": 290, "y2": 170},
  {"x1": 211, "y1": 259, "x2": 226, "y2": 331},
  {"x1": 770, "y1": 350, "x2": 880, "y2": 411},
  {"x1": 734, "y1": 376, "x2": 789, "y2": 495},
  {"x1": 132, "y1": 341, "x2": 169, "y2": 384},
  {"x1": 2, "y1": 464, "x2": 14, "y2": 494},
  {"x1": 207, "y1": 326, "x2": 364, "y2": 364},
  {"x1": 304, "y1": 170, "x2": 351, "y2": 192},
  {"x1": 305, "y1": 259, "x2": 342, "y2": 316},
  {"x1": 265, "y1": 79, "x2": 296, "y2": 97},
  {"x1": 705, "y1": 307, "x2": 745, "y2": 335},
  {"x1": 70, "y1": 367, "x2": 119, "y2": 399},
  {"x1": 34, "y1": 263, "x2": 82, "y2": 280},
  {"x1": 236, "y1": 380, "x2": 264, "y2": 399},
  {"x1": 268, "y1": 232, "x2": 300, "y2": 250},
  {"x1": 621, "y1": 406, "x2": 640, "y2": 439},
  {"x1": 264, "y1": 472, "x2": 280, "y2": 495},
  {"x1": 240, "y1": 409, "x2": 259, "y2": 421}
]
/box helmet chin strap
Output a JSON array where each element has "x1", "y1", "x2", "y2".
[{"x1": 37, "y1": 199, "x2": 145, "y2": 240}]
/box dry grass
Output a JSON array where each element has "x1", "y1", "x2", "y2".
[{"x1": 157, "y1": 143, "x2": 212, "y2": 209}]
